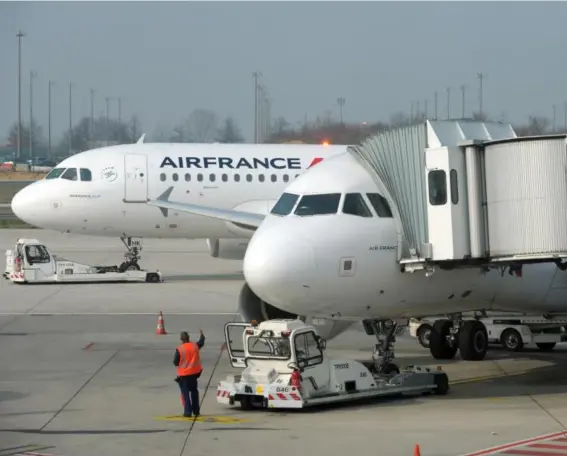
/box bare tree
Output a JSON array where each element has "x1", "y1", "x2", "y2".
[{"x1": 185, "y1": 109, "x2": 219, "y2": 142}]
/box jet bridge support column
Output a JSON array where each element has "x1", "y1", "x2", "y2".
[{"x1": 464, "y1": 142, "x2": 487, "y2": 259}]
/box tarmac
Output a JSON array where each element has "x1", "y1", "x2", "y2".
[{"x1": 2, "y1": 229, "x2": 567, "y2": 456}]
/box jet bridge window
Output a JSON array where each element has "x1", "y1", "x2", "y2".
[
  {"x1": 294, "y1": 331, "x2": 323, "y2": 368},
  {"x1": 247, "y1": 335, "x2": 291, "y2": 359},
  {"x1": 61, "y1": 168, "x2": 78, "y2": 181},
  {"x1": 428, "y1": 170, "x2": 447, "y2": 206},
  {"x1": 271, "y1": 192, "x2": 299, "y2": 216},
  {"x1": 45, "y1": 168, "x2": 66, "y2": 179},
  {"x1": 450, "y1": 169, "x2": 459, "y2": 204},
  {"x1": 366, "y1": 193, "x2": 393, "y2": 218},
  {"x1": 294, "y1": 193, "x2": 341, "y2": 216},
  {"x1": 342, "y1": 193, "x2": 373, "y2": 218},
  {"x1": 79, "y1": 168, "x2": 92, "y2": 181}
]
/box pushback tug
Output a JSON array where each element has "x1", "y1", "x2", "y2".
[
  {"x1": 3, "y1": 238, "x2": 162, "y2": 284},
  {"x1": 217, "y1": 319, "x2": 448, "y2": 410}
]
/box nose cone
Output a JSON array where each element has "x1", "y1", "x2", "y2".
[
  {"x1": 11, "y1": 181, "x2": 50, "y2": 227},
  {"x1": 243, "y1": 221, "x2": 316, "y2": 311}
]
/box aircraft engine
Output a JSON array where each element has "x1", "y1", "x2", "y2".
[
  {"x1": 207, "y1": 238, "x2": 249, "y2": 260},
  {"x1": 238, "y1": 282, "x2": 354, "y2": 341}
]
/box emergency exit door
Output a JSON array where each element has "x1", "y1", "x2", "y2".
[{"x1": 124, "y1": 154, "x2": 148, "y2": 203}]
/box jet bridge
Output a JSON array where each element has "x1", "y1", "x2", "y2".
[{"x1": 349, "y1": 120, "x2": 567, "y2": 273}]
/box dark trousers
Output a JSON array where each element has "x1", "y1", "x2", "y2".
[{"x1": 178, "y1": 372, "x2": 201, "y2": 417}]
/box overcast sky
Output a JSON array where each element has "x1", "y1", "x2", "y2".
[{"x1": 1, "y1": 1, "x2": 567, "y2": 144}]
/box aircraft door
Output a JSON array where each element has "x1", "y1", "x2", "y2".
[{"x1": 124, "y1": 154, "x2": 148, "y2": 203}]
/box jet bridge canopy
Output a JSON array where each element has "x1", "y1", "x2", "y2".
[{"x1": 348, "y1": 119, "x2": 516, "y2": 267}]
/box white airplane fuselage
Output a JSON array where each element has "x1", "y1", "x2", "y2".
[
  {"x1": 11, "y1": 143, "x2": 346, "y2": 240},
  {"x1": 242, "y1": 152, "x2": 567, "y2": 320}
]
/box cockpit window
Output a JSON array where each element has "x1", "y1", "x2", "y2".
[
  {"x1": 294, "y1": 193, "x2": 341, "y2": 216},
  {"x1": 342, "y1": 193, "x2": 373, "y2": 218},
  {"x1": 80, "y1": 168, "x2": 92, "y2": 181},
  {"x1": 366, "y1": 193, "x2": 393, "y2": 218},
  {"x1": 270, "y1": 192, "x2": 299, "y2": 216},
  {"x1": 61, "y1": 168, "x2": 78, "y2": 181},
  {"x1": 45, "y1": 168, "x2": 66, "y2": 179}
]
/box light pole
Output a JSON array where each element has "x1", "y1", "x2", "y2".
[
  {"x1": 105, "y1": 96, "x2": 111, "y2": 144},
  {"x1": 446, "y1": 87, "x2": 451, "y2": 120},
  {"x1": 48, "y1": 80, "x2": 55, "y2": 158},
  {"x1": 337, "y1": 97, "x2": 346, "y2": 125},
  {"x1": 460, "y1": 84, "x2": 466, "y2": 119},
  {"x1": 253, "y1": 71, "x2": 261, "y2": 143},
  {"x1": 29, "y1": 70, "x2": 37, "y2": 161},
  {"x1": 68, "y1": 82, "x2": 74, "y2": 155},
  {"x1": 89, "y1": 88, "x2": 95, "y2": 149},
  {"x1": 477, "y1": 72, "x2": 485, "y2": 118},
  {"x1": 16, "y1": 30, "x2": 26, "y2": 159}
]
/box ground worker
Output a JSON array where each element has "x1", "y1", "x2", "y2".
[{"x1": 174, "y1": 329, "x2": 205, "y2": 417}]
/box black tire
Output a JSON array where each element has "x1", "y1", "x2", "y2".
[
  {"x1": 501, "y1": 328, "x2": 524, "y2": 351},
  {"x1": 536, "y1": 342, "x2": 556, "y2": 351},
  {"x1": 240, "y1": 396, "x2": 253, "y2": 410},
  {"x1": 417, "y1": 324, "x2": 432, "y2": 348},
  {"x1": 381, "y1": 363, "x2": 400, "y2": 375},
  {"x1": 429, "y1": 319, "x2": 458, "y2": 360},
  {"x1": 433, "y1": 372, "x2": 449, "y2": 395},
  {"x1": 459, "y1": 320, "x2": 488, "y2": 361}
]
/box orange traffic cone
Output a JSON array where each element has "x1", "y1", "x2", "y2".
[
  {"x1": 414, "y1": 444, "x2": 421, "y2": 456},
  {"x1": 156, "y1": 311, "x2": 167, "y2": 335}
]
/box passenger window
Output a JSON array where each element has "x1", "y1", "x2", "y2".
[
  {"x1": 210, "y1": 174, "x2": 216, "y2": 182},
  {"x1": 271, "y1": 192, "x2": 299, "y2": 216},
  {"x1": 428, "y1": 170, "x2": 447, "y2": 206},
  {"x1": 172, "y1": 173, "x2": 179, "y2": 182},
  {"x1": 184, "y1": 173, "x2": 190, "y2": 182},
  {"x1": 450, "y1": 169, "x2": 459, "y2": 205},
  {"x1": 160, "y1": 173, "x2": 166, "y2": 182},
  {"x1": 197, "y1": 174, "x2": 203, "y2": 182},
  {"x1": 45, "y1": 168, "x2": 66, "y2": 179},
  {"x1": 61, "y1": 168, "x2": 78, "y2": 181},
  {"x1": 79, "y1": 168, "x2": 92, "y2": 181},
  {"x1": 222, "y1": 174, "x2": 228, "y2": 182},
  {"x1": 294, "y1": 331, "x2": 323, "y2": 368},
  {"x1": 283, "y1": 174, "x2": 289, "y2": 183},
  {"x1": 342, "y1": 193, "x2": 373, "y2": 218},
  {"x1": 366, "y1": 193, "x2": 393, "y2": 218},
  {"x1": 246, "y1": 174, "x2": 252, "y2": 182},
  {"x1": 259, "y1": 174, "x2": 265, "y2": 182},
  {"x1": 234, "y1": 174, "x2": 240, "y2": 182},
  {"x1": 294, "y1": 193, "x2": 341, "y2": 216},
  {"x1": 271, "y1": 174, "x2": 277, "y2": 182}
]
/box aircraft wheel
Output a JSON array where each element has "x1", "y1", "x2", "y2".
[
  {"x1": 417, "y1": 324, "x2": 432, "y2": 348},
  {"x1": 459, "y1": 320, "x2": 488, "y2": 361},
  {"x1": 501, "y1": 328, "x2": 524, "y2": 351},
  {"x1": 429, "y1": 319, "x2": 458, "y2": 360},
  {"x1": 536, "y1": 342, "x2": 556, "y2": 351}
]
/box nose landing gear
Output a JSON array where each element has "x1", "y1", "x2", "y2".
[
  {"x1": 429, "y1": 315, "x2": 488, "y2": 361},
  {"x1": 119, "y1": 235, "x2": 142, "y2": 272}
]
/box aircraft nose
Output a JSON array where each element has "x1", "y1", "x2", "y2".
[
  {"x1": 243, "y1": 225, "x2": 316, "y2": 310},
  {"x1": 11, "y1": 183, "x2": 41, "y2": 225}
]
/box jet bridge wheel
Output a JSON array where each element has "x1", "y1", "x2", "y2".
[
  {"x1": 429, "y1": 319, "x2": 458, "y2": 360},
  {"x1": 458, "y1": 320, "x2": 488, "y2": 361}
]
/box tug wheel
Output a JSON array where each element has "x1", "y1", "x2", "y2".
[{"x1": 501, "y1": 328, "x2": 523, "y2": 351}]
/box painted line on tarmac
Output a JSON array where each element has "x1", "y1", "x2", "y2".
[
  {"x1": 459, "y1": 430, "x2": 567, "y2": 456},
  {"x1": 449, "y1": 370, "x2": 529, "y2": 386},
  {"x1": 0, "y1": 312, "x2": 237, "y2": 316},
  {"x1": 154, "y1": 415, "x2": 249, "y2": 424}
]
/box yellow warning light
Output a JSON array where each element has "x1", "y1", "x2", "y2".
[
  {"x1": 251, "y1": 320, "x2": 258, "y2": 326},
  {"x1": 256, "y1": 385, "x2": 264, "y2": 394},
  {"x1": 321, "y1": 140, "x2": 330, "y2": 146}
]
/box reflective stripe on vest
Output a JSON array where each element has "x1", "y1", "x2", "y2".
[{"x1": 177, "y1": 342, "x2": 202, "y2": 376}]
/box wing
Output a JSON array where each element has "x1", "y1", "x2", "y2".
[{"x1": 147, "y1": 187, "x2": 265, "y2": 230}]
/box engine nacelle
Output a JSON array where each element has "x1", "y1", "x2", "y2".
[
  {"x1": 238, "y1": 282, "x2": 354, "y2": 341},
  {"x1": 207, "y1": 238, "x2": 249, "y2": 260}
]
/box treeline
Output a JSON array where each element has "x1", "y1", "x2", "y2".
[{"x1": 4, "y1": 107, "x2": 565, "y2": 161}]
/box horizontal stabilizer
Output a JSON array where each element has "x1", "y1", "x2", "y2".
[{"x1": 147, "y1": 187, "x2": 265, "y2": 230}]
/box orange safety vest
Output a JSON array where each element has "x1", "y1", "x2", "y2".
[{"x1": 176, "y1": 342, "x2": 202, "y2": 376}]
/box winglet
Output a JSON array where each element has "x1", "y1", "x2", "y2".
[
  {"x1": 156, "y1": 186, "x2": 174, "y2": 217},
  {"x1": 136, "y1": 133, "x2": 146, "y2": 144}
]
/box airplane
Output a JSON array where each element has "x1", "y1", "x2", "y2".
[
  {"x1": 10, "y1": 140, "x2": 347, "y2": 263},
  {"x1": 143, "y1": 122, "x2": 567, "y2": 374}
]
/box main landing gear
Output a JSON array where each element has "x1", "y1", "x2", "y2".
[
  {"x1": 119, "y1": 235, "x2": 142, "y2": 272},
  {"x1": 362, "y1": 319, "x2": 406, "y2": 375},
  {"x1": 428, "y1": 315, "x2": 488, "y2": 361}
]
